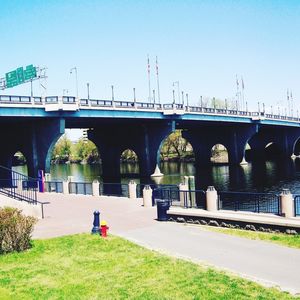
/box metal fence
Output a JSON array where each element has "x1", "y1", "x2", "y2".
[
  {"x1": 69, "y1": 182, "x2": 93, "y2": 195},
  {"x1": 99, "y1": 183, "x2": 129, "y2": 197},
  {"x1": 44, "y1": 181, "x2": 63, "y2": 193},
  {"x1": 152, "y1": 187, "x2": 206, "y2": 208},
  {"x1": 294, "y1": 195, "x2": 300, "y2": 216},
  {"x1": 0, "y1": 165, "x2": 37, "y2": 204},
  {"x1": 218, "y1": 191, "x2": 281, "y2": 215}
]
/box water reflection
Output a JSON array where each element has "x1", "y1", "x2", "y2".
[{"x1": 12, "y1": 158, "x2": 300, "y2": 193}]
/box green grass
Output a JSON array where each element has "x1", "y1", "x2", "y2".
[
  {"x1": 0, "y1": 234, "x2": 298, "y2": 300},
  {"x1": 201, "y1": 226, "x2": 300, "y2": 249}
]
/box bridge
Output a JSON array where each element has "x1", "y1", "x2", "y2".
[{"x1": 1, "y1": 94, "x2": 300, "y2": 181}]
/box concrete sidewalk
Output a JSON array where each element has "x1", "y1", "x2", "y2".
[{"x1": 34, "y1": 193, "x2": 300, "y2": 295}]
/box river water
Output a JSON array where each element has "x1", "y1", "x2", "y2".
[{"x1": 13, "y1": 158, "x2": 300, "y2": 193}]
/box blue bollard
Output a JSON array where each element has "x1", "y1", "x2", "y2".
[{"x1": 91, "y1": 210, "x2": 100, "y2": 234}]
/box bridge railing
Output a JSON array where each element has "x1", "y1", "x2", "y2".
[
  {"x1": 218, "y1": 191, "x2": 281, "y2": 215},
  {"x1": 2, "y1": 94, "x2": 300, "y2": 123}
]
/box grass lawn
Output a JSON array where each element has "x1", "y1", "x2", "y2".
[
  {"x1": 0, "y1": 234, "x2": 298, "y2": 300},
  {"x1": 200, "y1": 226, "x2": 300, "y2": 249}
]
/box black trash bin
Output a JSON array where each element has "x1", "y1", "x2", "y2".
[{"x1": 156, "y1": 199, "x2": 170, "y2": 221}]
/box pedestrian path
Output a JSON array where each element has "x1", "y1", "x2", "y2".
[{"x1": 34, "y1": 193, "x2": 300, "y2": 295}]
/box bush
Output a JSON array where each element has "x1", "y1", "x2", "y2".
[{"x1": 0, "y1": 207, "x2": 37, "y2": 254}]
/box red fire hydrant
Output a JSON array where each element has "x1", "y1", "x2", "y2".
[{"x1": 100, "y1": 220, "x2": 109, "y2": 237}]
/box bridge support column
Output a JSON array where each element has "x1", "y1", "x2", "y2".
[{"x1": 22, "y1": 119, "x2": 65, "y2": 177}]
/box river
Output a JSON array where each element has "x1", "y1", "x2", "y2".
[{"x1": 13, "y1": 158, "x2": 300, "y2": 193}]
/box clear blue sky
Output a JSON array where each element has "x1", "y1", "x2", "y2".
[{"x1": 1, "y1": 0, "x2": 300, "y2": 112}]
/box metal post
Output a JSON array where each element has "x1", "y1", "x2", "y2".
[
  {"x1": 263, "y1": 103, "x2": 265, "y2": 113},
  {"x1": 91, "y1": 210, "x2": 100, "y2": 234},
  {"x1": 30, "y1": 79, "x2": 33, "y2": 98},
  {"x1": 172, "y1": 89, "x2": 175, "y2": 105},
  {"x1": 152, "y1": 89, "x2": 155, "y2": 104},
  {"x1": 200, "y1": 96, "x2": 203, "y2": 108},
  {"x1": 213, "y1": 97, "x2": 216, "y2": 109},
  {"x1": 133, "y1": 87, "x2": 136, "y2": 102},
  {"x1": 186, "y1": 93, "x2": 189, "y2": 108},
  {"x1": 271, "y1": 105, "x2": 273, "y2": 115},
  {"x1": 87, "y1": 83, "x2": 90, "y2": 100},
  {"x1": 111, "y1": 85, "x2": 114, "y2": 101},
  {"x1": 258, "y1": 102, "x2": 260, "y2": 114},
  {"x1": 181, "y1": 91, "x2": 184, "y2": 106},
  {"x1": 246, "y1": 101, "x2": 248, "y2": 112},
  {"x1": 70, "y1": 67, "x2": 78, "y2": 99}
]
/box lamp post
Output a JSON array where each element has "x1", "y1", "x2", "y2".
[
  {"x1": 133, "y1": 88, "x2": 136, "y2": 102},
  {"x1": 70, "y1": 67, "x2": 78, "y2": 98},
  {"x1": 172, "y1": 89, "x2": 175, "y2": 105},
  {"x1": 111, "y1": 85, "x2": 114, "y2": 101},
  {"x1": 173, "y1": 81, "x2": 180, "y2": 104},
  {"x1": 87, "y1": 83, "x2": 90, "y2": 100}
]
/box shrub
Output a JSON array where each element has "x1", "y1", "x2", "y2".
[{"x1": 0, "y1": 207, "x2": 37, "y2": 254}]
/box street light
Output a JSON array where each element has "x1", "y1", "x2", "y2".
[
  {"x1": 173, "y1": 81, "x2": 180, "y2": 104},
  {"x1": 70, "y1": 67, "x2": 78, "y2": 98},
  {"x1": 111, "y1": 85, "x2": 114, "y2": 101},
  {"x1": 87, "y1": 83, "x2": 90, "y2": 100}
]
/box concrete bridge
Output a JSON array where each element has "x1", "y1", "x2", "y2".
[{"x1": 1, "y1": 94, "x2": 300, "y2": 181}]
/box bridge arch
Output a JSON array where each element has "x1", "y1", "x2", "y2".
[
  {"x1": 293, "y1": 137, "x2": 300, "y2": 156},
  {"x1": 120, "y1": 149, "x2": 139, "y2": 175},
  {"x1": 159, "y1": 130, "x2": 194, "y2": 163},
  {"x1": 210, "y1": 144, "x2": 228, "y2": 164}
]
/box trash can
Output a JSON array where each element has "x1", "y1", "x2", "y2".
[{"x1": 156, "y1": 199, "x2": 170, "y2": 221}]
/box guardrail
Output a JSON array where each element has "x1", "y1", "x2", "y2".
[
  {"x1": 294, "y1": 195, "x2": 300, "y2": 216},
  {"x1": 218, "y1": 191, "x2": 281, "y2": 215},
  {"x1": 99, "y1": 183, "x2": 129, "y2": 197},
  {"x1": 45, "y1": 181, "x2": 63, "y2": 193},
  {"x1": 69, "y1": 182, "x2": 93, "y2": 195}
]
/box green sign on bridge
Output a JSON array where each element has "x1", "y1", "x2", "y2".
[{"x1": 5, "y1": 65, "x2": 37, "y2": 88}]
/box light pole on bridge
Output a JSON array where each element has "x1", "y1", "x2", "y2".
[
  {"x1": 70, "y1": 67, "x2": 78, "y2": 99},
  {"x1": 111, "y1": 85, "x2": 115, "y2": 101},
  {"x1": 87, "y1": 83, "x2": 90, "y2": 100}
]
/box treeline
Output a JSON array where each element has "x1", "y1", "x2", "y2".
[{"x1": 51, "y1": 131, "x2": 195, "y2": 164}]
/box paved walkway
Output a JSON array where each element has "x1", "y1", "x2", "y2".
[{"x1": 34, "y1": 193, "x2": 300, "y2": 295}]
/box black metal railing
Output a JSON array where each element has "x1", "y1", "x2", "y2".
[
  {"x1": 99, "y1": 183, "x2": 129, "y2": 197},
  {"x1": 179, "y1": 190, "x2": 206, "y2": 208},
  {"x1": 294, "y1": 195, "x2": 300, "y2": 216},
  {"x1": 152, "y1": 187, "x2": 206, "y2": 208},
  {"x1": 0, "y1": 165, "x2": 38, "y2": 204},
  {"x1": 69, "y1": 182, "x2": 93, "y2": 195},
  {"x1": 44, "y1": 181, "x2": 63, "y2": 193},
  {"x1": 218, "y1": 191, "x2": 281, "y2": 215}
]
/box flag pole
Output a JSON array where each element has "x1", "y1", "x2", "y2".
[
  {"x1": 156, "y1": 56, "x2": 161, "y2": 104},
  {"x1": 147, "y1": 55, "x2": 151, "y2": 103}
]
